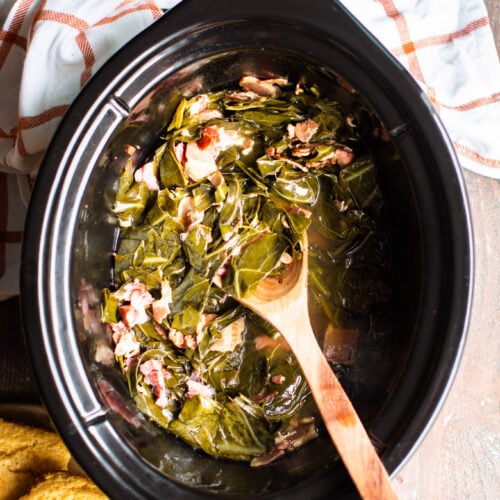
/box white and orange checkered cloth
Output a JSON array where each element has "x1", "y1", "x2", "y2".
[{"x1": 0, "y1": 0, "x2": 499, "y2": 298}]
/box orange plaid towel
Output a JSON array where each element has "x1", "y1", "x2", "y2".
[
  {"x1": 341, "y1": 0, "x2": 500, "y2": 178},
  {"x1": 0, "y1": 0, "x2": 499, "y2": 298},
  {"x1": 0, "y1": 0, "x2": 166, "y2": 298}
]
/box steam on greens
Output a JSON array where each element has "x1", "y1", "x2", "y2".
[{"x1": 101, "y1": 75, "x2": 392, "y2": 466}]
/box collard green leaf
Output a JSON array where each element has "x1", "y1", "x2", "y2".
[
  {"x1": 169, "y1": 395, "x2": 272, "y2": 461},
  {"x1": 214, "y1": 397, "x2": 271, "y2": 460},
  {"x1": 256, "y1": 157, "x2": 288, "y2": 177},
  {"x1": 217, "y1": 176, "x2": 243, "y2": 241},
  {"x1": 230, "y1": 233, "x2": 288, "y2": 298},
  {"x1": 113, "y1": 164, "x2": 151, "y2": 227},
  {"x1": 167, "y1": 97, "x2": 186, "y2": 131},
  {"x1": 182, "y1": 224, "x2": 213, "y2": 272},
  {"x1": 171, "y1": 306, "x2": 202, "y2": 336},
  {"x1": 158, "y1": 140, "x2": 188, "y2": 188},
  {"x1": 144, "y1": 188, "x2": 183, "y2": 229},
  {"x1": 170, "y1": 268, "x2": 210, "y2": 314},
  {"x1": 339, "y1": 157, "x2": 384, "y2": 214},
  {"x1": 168, "y1": 395, "x2": 221, "y2": 457},
  {"x1": 237, "y1": 108, "x2": 304, "y2": 128},
  {"x1": 272, "y1": 169, "x2": 319, "y2": 205},
  {"x1": 101, "y1": 288, "x2": 119, "y2": 323}
]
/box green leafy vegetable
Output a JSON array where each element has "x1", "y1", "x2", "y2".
[{"x1": 101, "y1": 75, "x2": 392, "y2": 465}]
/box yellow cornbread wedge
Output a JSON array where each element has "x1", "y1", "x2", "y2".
[{"x1": 20, "y1": 471, "x2": 107, "y2": 499}]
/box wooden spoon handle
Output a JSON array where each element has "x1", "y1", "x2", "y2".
[
  {"x1": 296, "y1": 327, "x2": 397, "y2": 500},
  {"x1": 242, "y1": 288, "x2": 397, "y2": 498},
  {"x1": 238, "y1": 233, "x2": 396, "y2": 498}
]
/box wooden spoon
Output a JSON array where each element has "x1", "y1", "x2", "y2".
[{"x1": 229, "y1": 235, "x2": 397, "y2": 500}]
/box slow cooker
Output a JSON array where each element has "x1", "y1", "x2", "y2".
[{"x1": 21, "y1": 0, "x2": 473, "y2": 497}]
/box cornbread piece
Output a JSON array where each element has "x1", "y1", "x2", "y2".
[
  {"x1": 0, "y1": 418, "x2": 71, "y2": 499},
  {"x1": 20, "y1": 471, "x2": 108, "y2": 499}
]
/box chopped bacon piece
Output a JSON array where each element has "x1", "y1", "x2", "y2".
[
  {"x1": 111, "y1": 322, "x2": 140, "y2": 362},
  {"x1": 254, "y1": 334, "x2": 289, "y2": 351},
  {"x1": 110, "y1": 320, "x2": 128, "y2": 344},
  {"x1": 188, "y1": 94, "x2": 210, "y2": 116},
  {"x1": 155, "y1": 388, "x2": 171, "y2": 410},
  {"x1": 169, "y1": 328, "x2": 187, "y2": 349},
  {"x1": 140, "y1": 358, "x2": 164, "y2": 380},
  {"x1": 140, "y1": 359, "x2": 171, "y2": 408},
  {"x1": 239, "y1": 75, "x2": 288, "y2": 97},
  {"x1": 119, "y1": 301, "x2": 150, "y2": 328},
  {"x1": 294, "y1": 119, "x2": 319, "y2": 143},
  {"x1": 109, "y1": 321, "x2": 128, "y2": 344},
  {"x1": 174, "y1": 141, "x2": 186, "y2": 164},
  {"x1": 184, "y1": 139, "x2": 219, "y2": 182},
  {"x1": 186, "y1": 379, "x2": 216, "y2": 399},
  {"x1": 183, "y1": 124, "x2": 249, "y2": 182},
  {"x1": 288, "y1": 204, "x2": 312, "y2": 219},
  {"x1": 186, "y1": 371, "x2": 216, "y2": 399},
  {"x1": 115, "y1": 280, "x2": 154, "y2": 327},
  {"x1": 167, "y1": 326, "x2": 200, "y2": 350},
  {"x1": 119, "y1": 304, "x2": 144, "y2": 328},
  {"x1": 130, "y1": 285, "x2": 154, "y2": 312},
  {"x1": 210, "y1": 316, "x2": 245, "y2": 352},
  {"x1": 134, "y1": 161, "x2": 159, "y2": 191},
  {"x1": 271, "y1": 374, "x2": 286, "y2": 385},
  {"x1": 334, "y1": 148, "x2": 355, "y2": 168},
  {"x1": 196, "y1": 313, "x2": 218, "y2": 344},
  {"x1": 185, "y1": 335, "x2": 198, "y2": 350},
  {"x1": 188, "y1": 94, "x2": 223, "y2": 122},
  {"x1": 197, "y1": 125, "x2": 219, "y2": 150},
  {"x1": 152, "y1": 280, "x2": 173, "y2": 324},
  {"x1": 175, "y1": 195, "x2": 204, "y2": 231},
  {"x1": 227, "y1": 90, "x2": 260, "y2": 101},
  {"x1": 119, "y1": 280, "x2": 152, "y2": 303}
]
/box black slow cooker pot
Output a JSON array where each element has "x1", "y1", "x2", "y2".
[{"x1": 20, "y1": 0, "x2": 473, "y2": 498}]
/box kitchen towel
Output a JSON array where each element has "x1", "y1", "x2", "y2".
[
  {"x1": 0, "y1": 0, "x2": 167, "y2": 299},
  {"x1": 0, "y1": 0, "x2": 499, "y2": 298}
]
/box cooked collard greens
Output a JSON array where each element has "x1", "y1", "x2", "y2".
[{"x1": 101, "y1": 75, "x2": 392, "y2": 465}]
